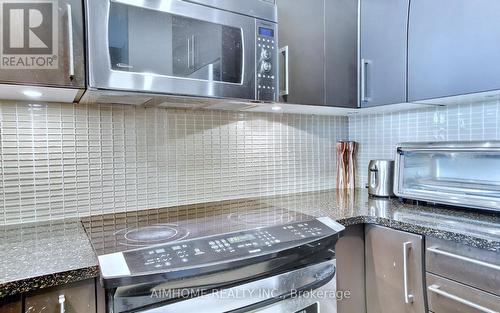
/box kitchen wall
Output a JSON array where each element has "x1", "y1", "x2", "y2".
[
  {"x1": 3, "y1": 98, "x2": 499, "y2": 224},
  {"x1": 0, "y1": 101, "x2": 348, "y2": 225},
  {"x1": 349, "y1": 100, "x2": 500, "y2": 187}
]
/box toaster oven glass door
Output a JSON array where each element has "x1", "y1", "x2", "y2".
[
  {"x1": 398, "y1": 149, "x2": 500, "y2": 210},
  {"x1": 87, "y1": 0, "x2": 256, "y2": 100}
]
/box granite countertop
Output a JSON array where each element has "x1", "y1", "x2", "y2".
[
  {"x1": 271, "y1": 189, "x2": 500, "y2": 252},
  {"x1": 1, "y1": 188, "x2": 499, "y2": 298},
  {"x1": 0, "y1": 218, "x2": 99, "y2": 298}
]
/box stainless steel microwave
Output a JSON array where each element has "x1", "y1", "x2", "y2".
[
  {"x1": 85, "y1": 0, "x2": 279, "y2": 103},
  {"x1": 394, "y1": 141, "x2": 500, "y2": 212}
]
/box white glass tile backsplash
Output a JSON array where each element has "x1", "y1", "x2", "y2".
[
  {"x1": 0, "y1": 102, "x2": 348, "y2": 225},
  {"x1": 3, "y1": 99, "x2": 499, "y2": 224},
  {"x1": 349, "y1": 101, "x2": 500, "y2": 187}
]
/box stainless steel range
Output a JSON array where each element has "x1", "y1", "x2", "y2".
[{"x1": 82, "y1": 205, "x2": 345, "y2": 313}]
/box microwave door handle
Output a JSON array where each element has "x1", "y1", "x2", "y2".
[
  {"x1": 66, "y1": 4, "x2": 75, "y2": 79},
  {"x1": 279, "y1": 46, "x2": 289, "y2": 96}
]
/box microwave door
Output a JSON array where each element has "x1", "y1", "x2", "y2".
[{"x1": 86, "y1": 0, "x2": 256, "y2": 100}]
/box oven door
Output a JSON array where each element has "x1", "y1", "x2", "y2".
[
  {"x1": 250, "y1": 279, "x2": 337, "y2": 313},
  {"x1": 134, "y1": 260, "x2": 336, "y2": 313},
  {"x1": 86, "y1": 0, "x2": 256, "y2": 100}
]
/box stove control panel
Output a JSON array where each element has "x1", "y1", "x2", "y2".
[{"x1": 117, "y1": 217, "x2": 344, "y2": 275}]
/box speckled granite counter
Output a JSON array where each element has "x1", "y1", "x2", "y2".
[
  {"x1": 1, "y1": 188, "x2": 498, "y2": 298},
  {"x1": 271, "y1": 189, "x2": 500, "y2": 252},
  {"x1": 0, "y1": 218, "x2": 99, "y2": 298}
]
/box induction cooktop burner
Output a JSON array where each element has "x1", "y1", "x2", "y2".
[
  {"x1": 116, "y1": 224, "x2": 190, "y2": 247},
  {"x1": 228, "y1": 208, "x2": 294, "y2": 226}
]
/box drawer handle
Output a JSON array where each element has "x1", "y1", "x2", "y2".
[
  {"x1": 58, "y1": 295, "x2": 65, "y2": 313},
  {"x1": 428, "y1": 284, "x2": 498, "y2": 313},
  {"x1": 427, "y1": 247, "x2": 500, "y2": 271}
]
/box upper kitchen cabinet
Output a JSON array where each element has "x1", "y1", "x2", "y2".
[
  {"x1": 359, "y1": 0, "x2": 409, "y2": 107},
  {"x1": 325, "y1": 0, "x2": 358, "y2": 108},
  {"x1": 277, "y1": 0, "x2": 357, "y2": 107},
  {"x1": 0, "y1": 0, "x2": 85, "y2": 89},
  {"x1": 277, "y1": 0, "x2": 325, "y2": 106},
  {"x1": 408, "y1": 0, "x2": 500, "y2": 102}
]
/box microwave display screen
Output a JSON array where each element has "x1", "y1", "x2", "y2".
[{"x1": 259, "y1": 27, "x2": 274, "y2": 37}]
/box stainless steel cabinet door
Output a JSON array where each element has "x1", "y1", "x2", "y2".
[
  {"x1": 277, "y1": 0, "x2": 325, "y2": 106},
  {"x1": 24, "y1": 279, "x2": 96, "y2": 313},
  {"x1": 359, "y1": 0, "x2": 409, "y2": 107},
  {"x1": 365, "y1": 225, "x2": 426, "y2": 313},
  {"x1": 325, "y1": 0, "x2": 358, "y2": 108},
  {"x1": 0, "y1": 0, "x2": 85, "y2": 88},
  {"x1": 408, "y1": 0, "x2": 500, "y2": 101},
  {"x1": 336, "y1": 225, "x2": 366, "y2": 313}
]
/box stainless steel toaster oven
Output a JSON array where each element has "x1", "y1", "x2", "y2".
[{"x1": 394, "y1": 141, "x2": 500, "y2": 212}]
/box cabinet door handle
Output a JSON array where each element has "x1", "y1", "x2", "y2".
[
  {"x1": 187, "y1": 35, "x2": 196, "y2": 69},
  {"x1": 66, "y1": 4, "x2": 75, "y2": 79},
  {"x1": 428, "y1": 285, "x2": 497, "y2": 313},
  {"x1": 58, "y1": 295, "x2": 66, "y2": 313},
  {"x1": 427, "y1": 247, "x2": 500, "y2": 271},
  {"x1": 279, "y1": 46, "x2": 289, "y2": 96},
  {"x1": 403, "y1": 241, "x2": 414, "y2": 304},
  {"x1": 187, "y1": 36, "x2": 192, "y2": 69},
  {"x1": 360, "y1": 59, "x2": 371, "y2": 103}
]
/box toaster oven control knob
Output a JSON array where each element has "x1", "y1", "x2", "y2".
[
  {"x1": 261, "y1": 61, "x2": 272, "y2": 73},
  {"x1": 261, "y1": 49, "x2": 271, "y2": 60}
]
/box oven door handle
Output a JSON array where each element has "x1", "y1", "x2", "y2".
[
  {"x1": 134, "y1": 261, "x2": 336, "y2": 313},
  {"x1": 114, "y1": 255, "x2": 334, "y2": 296}
]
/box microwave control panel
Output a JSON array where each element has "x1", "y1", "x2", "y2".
[{"x1": 256, "y1": 21, "x2": 278, "y2": 102}]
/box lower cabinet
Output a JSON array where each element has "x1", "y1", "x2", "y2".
[
  {"x1": 0, "y1": 279, "x2": 97, "y2": 313},
  {"x1": 25, "y1": 279, "x2": 96, "y2": 313},
  {"x1": 365, "y1": 225, "x2": 426, "y2": 313},
  {"x1": 0, "y1": 297, "x2": 22, "y2": 313},
  {"x1": 22, "y1": 279, "x2": 96, "y2": 313},
  {"x1": 427, "y1": 273, "x2": 500, "y2": 313},
  {"x1": 425, "y1": 237, "x2": 500, "y2": 313},
  {"x1": 336, "y1": 225, "x2": 366, "y2": 313}
]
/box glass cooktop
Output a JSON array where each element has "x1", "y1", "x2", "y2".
[{"x1": 81, "y1": 199, "x2": 312, "y2": 255}]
